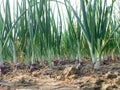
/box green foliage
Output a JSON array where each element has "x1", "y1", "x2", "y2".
[
  {"x1": 0, "y1": 0, "x2": 119, "y2": 66},
  {"x1": 66, "y1": 0, "x2": 120, "y2": 64}
]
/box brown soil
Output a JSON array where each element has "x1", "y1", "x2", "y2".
[{"x1": 0, "y1": 57, "x2": 120, "y2": 90}]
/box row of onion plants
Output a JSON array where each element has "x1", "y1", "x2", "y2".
[{"x1": 0, "y1": 0, "x2": 119, "y2": 71}]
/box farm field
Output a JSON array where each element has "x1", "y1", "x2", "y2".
[{"x1": 0, "y1": 0, "x2": 120, "y2": 90}]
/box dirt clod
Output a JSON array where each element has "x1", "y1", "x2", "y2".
[
  {"x1": 105, "y1": 72, "x2": 117, "y2": 79},
  {"x1": 95, "y1": 79, "x2": 104, "y2": 85},
  {"x1": 106, "y1": 85, "x2": 118, "y2": 90},
  {"x1": 115, "y1": 77, "x2": 120, "y2": 85},
  {"x1": 63, "y1": 66, "x2": 80, "y2": 78}
]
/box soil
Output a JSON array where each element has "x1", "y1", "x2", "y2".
[{"x1": 0, "y1": 56, "x2": 120, "y2": 90}]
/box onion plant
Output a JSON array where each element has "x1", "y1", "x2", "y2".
[
  {"x1": 0, "y1": 0, "x2": 120, "y2": 72},
  {"x1": 66, "y1": 0, "x2": 120, "y2": 69},
  {"x1": 63, "y1": 1, "x2": 85, "y2": 63}
]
